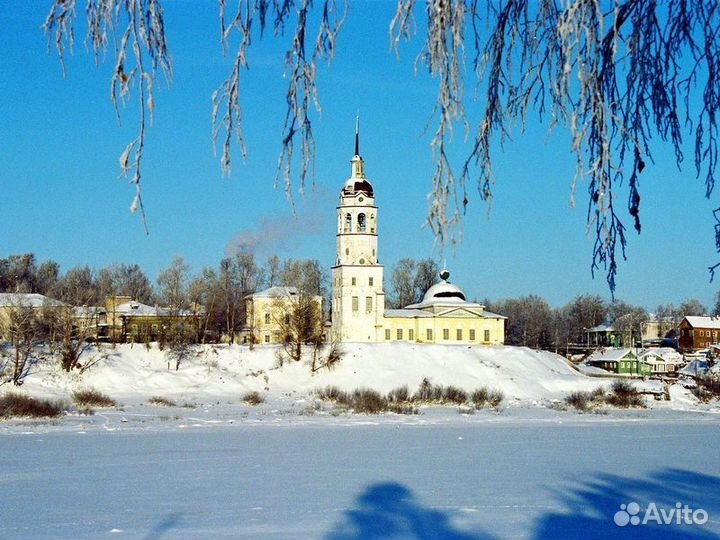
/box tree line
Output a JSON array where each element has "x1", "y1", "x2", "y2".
[
  {"x1": 0, "y1": 252, "x2": 326, "y2": 345},
  {"x1": 486, "y1": 296, "x2": 714, "y2": 352},
  {"x1": 3, "y1": 252, "x2": 717, "y2": 353}
]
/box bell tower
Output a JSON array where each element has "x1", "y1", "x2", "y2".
[{"x1": 331, "y1": 117, "x2": 385, "y2": 342}]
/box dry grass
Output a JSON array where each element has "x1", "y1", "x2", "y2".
[
  {"x1": 71, "y1": 389, "x2": 116, "y2": 408},
  {"x1": 242, "y1": 391, "x2": 265, "y2": 406},
  {"x1": 0, "y1": 393, "x2": 65, "y2": 419},
  {"x1": 148, "y1": 396, "x2": 177, "y2": 407}
]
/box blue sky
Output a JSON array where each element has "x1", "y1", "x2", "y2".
[{"x1": 0, "y1": 2, "x2": 717, "y2": 310}]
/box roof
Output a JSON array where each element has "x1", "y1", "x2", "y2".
[
  {"x1": 247, "y1": 287, "x2": 299, "y2": 299},
  {"x1": 342, "y1": 177, "x2": 374, "y2": 198},
  {"x1": 639, "y1": 347, "x2": 683, "y2": 362},
  {"x1": 384, "y1": 309, "x2": 433, "y2": 318},
  {"x1": 0, "y1": 292, "x2": 65, "y2": 308},
  {"x1": 586, "y1": 348, "x2": 636, "y2": 363},
  {"x1": 115, "y1": 301, "x2": 193, "y2": 317},
  {"x1": 587, "y1": 323, "x2": 615, "y2": 333},
  {"x1": 683, "y1": 316, "x2": 720, "y2": 329},
  {"x1": 73, "y1": 306, "x2": 105, "y2": 317}
]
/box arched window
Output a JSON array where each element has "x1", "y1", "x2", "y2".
[
  {"x1": 358, "y1": 213, "x2": 366, "y2": 232},
  {"x1": 344, "y1": 213, "x2": 352, "y2": 233}
]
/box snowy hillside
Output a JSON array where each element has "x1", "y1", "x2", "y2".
[{"x1": 18, "y1": 343, "x2": 604, "y2": 404}]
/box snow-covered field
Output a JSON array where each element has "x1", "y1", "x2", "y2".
[{"x1": 1, "y1": 344, "x2": 719, "y2": 539}]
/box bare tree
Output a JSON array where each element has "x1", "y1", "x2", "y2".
[
  {"x1": 390, "y1": 258, "x2": 417, "y2": 309},
  {"x1": 273, "y1": 290, "x2": 324, "y2": 364},
  {"x1": 0, "y1": 301, "x2": 44, "y2": 385}
]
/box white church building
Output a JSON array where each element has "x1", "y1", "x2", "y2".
[{"x1": 330, "y1": 126, "x2": 506, "y2": 345}]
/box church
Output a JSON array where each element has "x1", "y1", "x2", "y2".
[{"x1": 330, "y1": 125, "x2": 506, "y2": 344}]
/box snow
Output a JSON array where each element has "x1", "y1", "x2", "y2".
[
  {"x1": 1, "y1": 344, "x2": 720, "y2": 539},
  {"x1": 16, "y1": 343, "x2": 609, "y2": 405},
  {"x1": 0, "y1": 410, "x2": 719, "y2": 539}
]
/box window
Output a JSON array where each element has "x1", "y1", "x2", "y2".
[
  {"x1": 397, "y1": 329, "x2": 403, "y2": 340},
  {"x1": 369, "y1": 277, "x2": 374, "y2": 286},
  {"x1": 456, "y1": 329, "x2": 462, "y2": 341},
  {"x1": 409, "y1": 329, "x2": 414, "y2": 341},
  {"x1": 358, "y1": 213, "x2": 367, "y2": 232},
  {"x1": 385, "y1": 329, "x2": 391, "y2": 340},
  {"x1": 264, "y1": 335, "x2": 270, "y2": 343},
  {"x1": 366, "y1": 296, "x2": 373, "y2": 312},
  {"x1": 264, "y1": 313, "x2": 270, "y2": 324},
  {"x1": 469, "y1": 329, "x2": 476, "y2": 341},
  {"x1": 285, "y1": 314, "x2": 290, "y2": 324},
  {"x1": 351, "y1": 277, "x2": 356, "y2": 286},
  {"x1": 707, "y1": 330, "x2": 711, "y2": 337},
  {"x1": 352, "y1": 296, "x2": 359, "y2": 312},
  {"x1": 426, "y1": 329, "x2": 433, "y2": 341},
  {"x1": 484, "y1": 329, "x2": 490, "y2": 342},
  {"x1": 344, "y1": 213, "x2": 352, "y2": 232},
  {"x1": 443, "y1": 328, "x2": 449, "y2": 340}
]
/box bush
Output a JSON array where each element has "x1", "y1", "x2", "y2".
[
  {"x1": 242, "y1": 391, "x2": 265, "y2": 405},
  {"x1": 315, "y1": 386, "x2": 351, "y2": 405},
  {"x1": 605, "y1": 381, "x2": 644, "y2": 408},
  {"x1": 350, "y1": 389, "x2": 388, "y2": 414},
  {"x1": 470, "y1": 387, "x2": 504, "y2": 409},
  {"x1": 72, "y1": 389, "x2": 116, "y2": 408},
  {"x1": 442, "y1": 386, "x2": 468, "y2": 404},
  {"x1": 387, "y1": 385, "x2": 411, "y2": 403},
  {"x1": 489, "y1": 390, "x2": 504, "y2": 407},
  {"x1": 148, "y1": 396, "x2": 177, "y2": 407},
  {"x1": 414, "y1": 377, "x2": 436, "y2": 402},
  {"x1": 565, "y1": 391, "x2": 590, "y2": 411},
  {"x1": 0, "y1": 393, "x2": 65, "y2": 418},
  {"x1": 691, "y1": 386, "x2": 715, "y2": 403},
  {"x1": 388, "y1": 402, "x2": 419, "y2": 415}
]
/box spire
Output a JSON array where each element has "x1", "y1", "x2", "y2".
[
  {"x1": 354, "y1": 113, "x2": 360, "y2": 156},
  {"x1": 350, "y1": 114, "x2": 365, "y2": 179}
]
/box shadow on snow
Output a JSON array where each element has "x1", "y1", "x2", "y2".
[{"x1": 325, "y1": 469, "x2": 720, "y2": 540}]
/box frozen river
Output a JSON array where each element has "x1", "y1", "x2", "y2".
[{"x1": 1, "y1": 409, "x2": 719, "y2": 539}]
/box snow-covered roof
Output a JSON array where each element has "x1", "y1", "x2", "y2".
[
  {"x1": 247, "y1": 286, "x2": 299, "y2": 299},
  {"x1": 683, "y1": 316, "x2": 720, "y2": 329},
  {"x1": 384, "y1": 309, "x2": 433, "y2": 318},
  {"x1": 115, "y1": 301, "x2": 193, "y2": 317},
  {"x1": 586, "y1": 348, "x2": 635, "y2": 362},
  {"x1": 587, "y1": 323, "x2": 615, "y2": 333},
  {"x1": 639, "y1": 348, "x2": 683, "y2": 363},
  {"x1": 678, "y1": 359, "x2": 709, "y2": 376},
  {"x1": 342, "y1": 177, "x2": 374, "y2": 197},
  {"x1": 0, "y1": 292, "x2": 65, "y2": 308},
  {"x1": 483, "y1": 310, "x2": 507, "y2": 320},
  {"x1": 73, "y1": 306, "x2": 105, "y2": 317}
]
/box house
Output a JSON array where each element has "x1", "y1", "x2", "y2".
[
  {"x1": 72, "y1": 305, "x2": 108, "y2": 341},
  {"x1": 638, "y1": 347, "x2": 684, "y2": 375},
  {"x1": 585, "y1": 323, "x2": 631, "y2": 348},
  {"x1": 678, "y1": 316, "x2": 720, "y2": 351},
  {"x1": 243, "y1": 287, "x2": 324, "y2": 345},
  {"x1": 0, "y1": 292, "x2": 66, "y2": 338},
  {"x1": 329, "y1": 123, "x2": 506, "y2": 344},
  {"x1": 585, "y1": 348, "x2": 651, "y2": 376},
  {"x1": 104, "y1": 295, "x2": 200, "y2": 343}
]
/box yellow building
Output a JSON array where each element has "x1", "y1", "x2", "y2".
[
  {"x1": 244, "y1": 287, "x2": 323, "y2": 345},
  {"x1": 104, "y1": 295, "x2": 199, "y2": 343},
  {"x1": 382, "y1": 273, "x2": 506, "y2": 344},
  {"x1": 331, "y1": 122, "x2": 506, "y2": 344}
]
